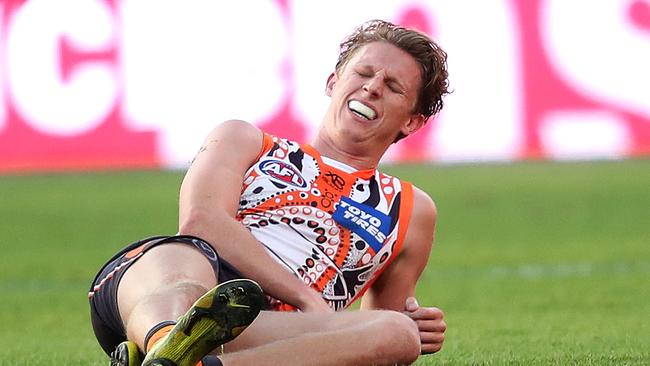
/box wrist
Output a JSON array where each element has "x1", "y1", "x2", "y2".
[
  {"x1": 297, "y1": 286, "x2": 332, "y2": 311},
  {"x1": 264, "y1": 273, "x2": 313, "y2": 308},
  {"x1": 292, "y1": 284, "x2": 316, "y2": 305}
]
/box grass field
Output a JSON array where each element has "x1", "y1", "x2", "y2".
[{"x1": 1, "y1": 159, "x2": 649, "y2": 365}]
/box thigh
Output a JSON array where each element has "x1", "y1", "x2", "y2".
[
  {"x1": 117, "y1": 242, "x2": 218, "y2": 322},
  {"x1": 224, "y1": 309, "x2": 386, "y2": 352},
  {"x1": 89, "y1": 236, "x2": 169, "y2": 354}
]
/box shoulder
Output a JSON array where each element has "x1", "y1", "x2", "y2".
[
  {"x1": 188, "y1": 120, "x2": 268, "y2": 171},
  {"x1": 207, "y1": 119, "x2": 263, "y2": 144},
  {"x1": 389, "y1": 176, "x2": 436, "y2": 225},
  {"x1": 410, "y1": 185, "x2": 437, "y2": 224},
  {"x1": 203, "y1": 120, "x2": 267, "y2": 160}
]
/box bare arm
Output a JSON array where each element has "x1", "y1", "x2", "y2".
[
  {"x1": 178, "y1": 120, "x2": 330, "y2": 312},
  {"x1": 360, "y1": 187, "x2": 436, "y2": 310},
  {"x1": 360, "y1": 187, "x2": 446, "y2": 353}
]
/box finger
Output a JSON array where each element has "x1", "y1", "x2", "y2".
[
  {"x1": 415, "y1": 319, "x2": 447, "y2": 332},
  {"x1": 420, "y1": 341, "x2": 443, "y2": 354},
  {"x1": 418, "y1": 330, "x2": 445, "y2": 345},
  {"x1": 409, "y1": 306, "x2": 444, "y2": 320},
  {"x1": 405, "y1": 296, "x2": 419, "y2": 312},
  {"x1": 419, "y1": 331, "x2": 445, "y2": 355}
]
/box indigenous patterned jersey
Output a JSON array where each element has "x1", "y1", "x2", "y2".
[{"x1": 237, "y1": 134, "x2": 414, "y2": 311}]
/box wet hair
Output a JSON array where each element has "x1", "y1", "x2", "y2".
[{"x1": 336, "y1": 19, "x2": 450, "y2": 141}]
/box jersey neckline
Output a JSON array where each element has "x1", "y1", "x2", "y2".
[{"x1": 301, "y1": 143, "x2": 376, "y2": 180}]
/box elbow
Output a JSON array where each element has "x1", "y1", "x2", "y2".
[{"x1": 178, "y1": 207, "x2": 211, "y2": 237}]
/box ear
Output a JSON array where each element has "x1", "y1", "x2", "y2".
[
  {"x1": 400, "y1": 114, "x2": 426, "y2": 137},
  {"x1": 325, "y1": 72, "x2": 337, "y2": 97}
]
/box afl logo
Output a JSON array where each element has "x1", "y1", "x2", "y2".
[{"x1": 258, "y1": 159, "x2": 308, "y2": 188}]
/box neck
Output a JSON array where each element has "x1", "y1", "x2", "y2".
[{"x1": 309, "y1": 127, "x2": 385, "y2": 171}]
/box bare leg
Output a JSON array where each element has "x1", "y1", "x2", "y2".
[
  {"x1": 222, "y1": 310, "x2": 421, "y2": 366},
  {"x1": 117, "y1": 243, "x2": 217, "y2": 350},
  {"x1": 116, "y1": 244, "x2": 421, "y2": 365}
]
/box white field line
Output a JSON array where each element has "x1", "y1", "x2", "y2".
[{"x1": 432, "y1": 261, "x2": 650, "y2": 279}]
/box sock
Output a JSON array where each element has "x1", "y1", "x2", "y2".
[
  {"x1": 143, "y1": 320, "x2": 177, "y2": 353},
  {"x1": 143, "y1": 321, "x2": 223, "y2": 366},
  {"x1": 199, "y1": 355, "x2": 224, "y2": 366}
]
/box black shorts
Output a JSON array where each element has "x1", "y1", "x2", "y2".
[{"x1": 88, "y1": 235, "x2": 244, "y2": 355}]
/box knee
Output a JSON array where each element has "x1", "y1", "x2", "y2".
[
  {"x1": 373, "y1": 311, "x2": 421, "y2": 364},
  {"x1": 165, "y1": 280, "x2": 211, "y2": 301},
  {"x1": 129, "y1": 279, "x2": 210, "y2": 313},
  {"x1": 146, "y1": 279, "x2": 217, "y2": 312}
]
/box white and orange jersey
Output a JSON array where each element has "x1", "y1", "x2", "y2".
[{"x1": 237, "y1": 134, "x2": 414, "y2": 311}]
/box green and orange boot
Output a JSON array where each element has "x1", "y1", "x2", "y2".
[{"x1": 141, "y1": 279, "x2": 266, "y2": 366}]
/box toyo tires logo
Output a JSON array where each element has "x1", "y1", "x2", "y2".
[
  {"x1": 258, "y1": 159, "x2": 307, "y2": 188},
  {"x1": 333, "y1": 196, "x2": 392, "y2": 253}
]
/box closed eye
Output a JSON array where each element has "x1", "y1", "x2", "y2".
[
  {"x1": 387, "y1": 82, "x2": 405, "y2": 94},
  {"x1": 388, "y1": 83, "x2": 402, "y2": 93},
  {"x1": 356, "y1": 70, "x2": 372, "y2": 78},
  {"x1": 354, "y1": 65, "x2": 374, "y2": 78}
]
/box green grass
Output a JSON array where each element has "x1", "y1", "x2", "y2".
[{"x1": 1, "y1": 160, "x2": 649, "y2": 365}]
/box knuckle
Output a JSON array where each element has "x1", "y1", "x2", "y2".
[{"x1": 440, "y1": 320, "x2": 447, "y2": 332}]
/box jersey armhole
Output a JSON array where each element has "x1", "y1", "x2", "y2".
[
  {"x1": 254, "y1": 133, "x2": 276, "y2": 161},
  {"x1": 392, "y1": 180, "x2": 414, "y2": 256},
  {"x1": 346, "y1": 180, "x2": 415, "y2": 307}
]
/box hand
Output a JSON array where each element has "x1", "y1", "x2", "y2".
[
  {"x1": 404, "y1": 297, "x2": 446, "y2": 354},
  {"x1": 296, "y1": 287, "x2": 334, "y2": 313}
]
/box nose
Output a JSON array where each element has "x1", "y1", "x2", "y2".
[{"x1": 362, "y1": 75, "x2": 383, "y2": 97}]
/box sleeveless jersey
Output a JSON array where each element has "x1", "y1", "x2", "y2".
[{"x1": 237, "y1": 134, "x2": 414, "y2": 311}]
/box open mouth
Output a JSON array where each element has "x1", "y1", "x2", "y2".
[{"x1": 348, "y1": 100, "x2": 377, "y2": 121}]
